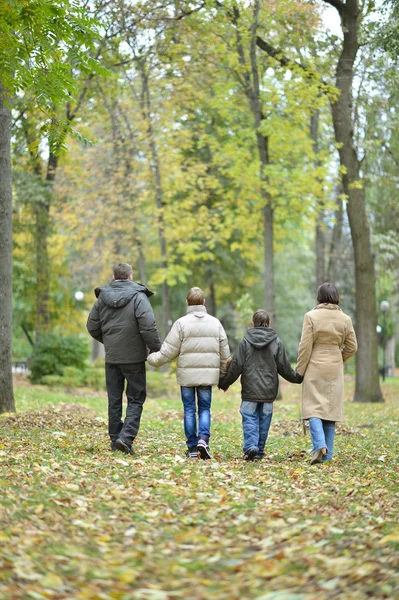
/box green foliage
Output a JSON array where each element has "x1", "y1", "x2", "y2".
[
  {"x1": 0, "y1": 0, "x2": 103, "y2": 152},
  {"x1": 29, "y1": 333, "x2": 89, "y2": 383}
]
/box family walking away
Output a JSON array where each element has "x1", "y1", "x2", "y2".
[{"x1": 87, "y1": 263, "x2": 358, "y2": 465}]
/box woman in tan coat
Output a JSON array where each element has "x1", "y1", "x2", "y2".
[{"x1": 296, "y1": 283, "x2": 357, "y2": 465}]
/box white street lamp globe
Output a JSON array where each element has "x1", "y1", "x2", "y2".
[
  {"x1": 380, "y1": 300, "x2": 390, "y2": 312},
  {"x1": 376, "y1": 325, "x2": 382, "y2": 333},
  {"x1": 75, "y1": 291, "x2": 85, "y2": 302}
]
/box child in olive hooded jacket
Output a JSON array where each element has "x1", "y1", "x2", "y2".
[{"x1": 219, "y1": 310, "x2": 302, "y2": 460}]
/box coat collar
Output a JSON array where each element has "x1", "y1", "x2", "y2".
[
  {"x1": 187, "y1": 304, "x2": 207, "y2": 314},
  {"x1": 314, "y1": 303, "x2": 342, "y2": 311}
]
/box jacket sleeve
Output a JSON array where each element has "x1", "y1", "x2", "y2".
[
  {"x1": 147, "y1": 320, "x2": 182, "y2": 367},
  {"x1": 296, "y1": 313, "x2": 314, "y2": 376},
  {"x1": 275, "y1": 339, "x2": 303, "y2": 383},
  {"x1": 219, "y1": 340, "x2": 245, "y2": 390},
  {"x1": 134, "y1": 293, "x2": 161, "y2": 353},
  {"x1": 342, "y1": 317, "x2": 358, "y2": 362},
  {"x1": 219, "y1": 324, "x2": 231, "y2": 377},
  {"x1": 86, "y1": 301, "x2": 103, "y2": 343}
]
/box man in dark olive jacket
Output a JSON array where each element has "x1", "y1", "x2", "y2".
[
  {"x1": 87, "y1": 262, "x2": 161, "y2": 455},
  {"x1": 219, "y1": 309, "x2": 303, "y2": 461}
]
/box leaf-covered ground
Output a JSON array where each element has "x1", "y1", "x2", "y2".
[{"x1": 1, "y1": 377, "x2": 399, "y2": 600}]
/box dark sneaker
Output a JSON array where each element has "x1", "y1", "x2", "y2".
[
  {"x1": 115, "y1": 438, "x2": 135, "y2": 456},
  {"x1": 244, "y1": 447, "x2": 259, "y2": 461},
  {"x1": 197, "y1": 438, "x2": 211, "y2": 460},
  {"x1": 253, "y1": 453, "x2": 264, "y2": 461},
  {"x1": 185, "y1": 446, "x2": 198, "y2": 459},
  {"x1": 111, "y1": 441, "x2": 117, "y2": 452}
]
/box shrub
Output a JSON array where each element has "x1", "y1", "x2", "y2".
[
  {"x1": 147, "y1": 370, "x2": 177, "y2": 398},
  {"x1": 84, "y1": 366, "x2": 105, "y2": 390},
  {"x1": 29, "y1": 333, "x2": 89, "y2": 383}
]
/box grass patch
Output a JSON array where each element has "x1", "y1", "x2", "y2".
[{"x1": 0, "y1": 376, "x2": 398, "y2": 599}]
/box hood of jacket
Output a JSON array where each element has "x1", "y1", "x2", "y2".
[
  {"x1": 96, "y1": 280, "x2": 154, "y2": 308},
  {"x1": 244, "y1": 327, "x2": 277, "y2": 349},
  {"x1": 186, "y1": 304, "x2": 207, "y2": 318}
]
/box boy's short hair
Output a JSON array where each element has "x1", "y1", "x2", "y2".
[
  {"x1": 317, "y1": 282, "x2": 339, "y2": 305},
  {"x1": 113, "y1": 262, "x2": 133, "y2": 280},
  {"x1": 187, "y1": 287, "x2": 205, "y2": 306},
  {"x1": 252, "y1": 310, "x2": 270, "y2": 327}
]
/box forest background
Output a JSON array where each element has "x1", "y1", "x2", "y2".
[{"x1": 3, "y1": 0, "x2": 399, "y2": 408}]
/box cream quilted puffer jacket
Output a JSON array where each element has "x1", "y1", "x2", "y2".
[{"x1": 147, "y1": 305, "x2": 230, "y2": 386}]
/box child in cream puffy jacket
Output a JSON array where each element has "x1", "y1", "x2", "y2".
[{"x1": 147, "y1": 287, "x2": 230, "y2": 459}]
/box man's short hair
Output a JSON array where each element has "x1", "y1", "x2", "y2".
[
  {"x1": 252, "y1": 309, "x2": 270, "y2": 327},
  {"x1": 187, "y1": 287, "x2": 205, "y2": 306},
  {"x1": 317, "y1": 282, "x2": 339, "y2": 305},
  {"x1": 113, "y1": 262, "x2": 133, "y2": 280}
]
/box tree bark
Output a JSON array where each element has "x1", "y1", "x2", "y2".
[
  {"x1": 34, "y1": 152, "x2": 58, "y2": 338},
  {"x1": 327, "y1": 0, "x2": 383, "y2": 402},
  {"x1": 0, "y1": 85, "x2": 15, "y2": 413},
  {"x1": 311, "y1": 110, "x2": 327, "y2": 289},
  {"x1": 141, "y1": 67, "x2": 170, "y2": 340},
  {"x1": 233, "y1": 1, "x2": 276, "y2": 327},
  {"x1": 327, "y1": 191, "x2": 343, "y2": 283}
]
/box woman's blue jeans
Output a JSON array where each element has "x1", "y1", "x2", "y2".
[
  {"x1": 240, "y1": 401, "x2": 273, "y2": 456},
  {"x1": 180, "y1": 386, "x2": 212, "y2": 447},
  {"x1": 309, "y1": 417, "x2": 335, "y2": 461}
]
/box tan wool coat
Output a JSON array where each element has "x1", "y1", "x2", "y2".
[
  {"x1": 296, "y1": 304, "x2": 358, "y2": 422},
  {"x1": 147, "y1": 305, "x2": 230, "y2": 387}
]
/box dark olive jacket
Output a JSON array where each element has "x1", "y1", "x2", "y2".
[
  {"x1": 86, "y1": 280, "x2": 161, "y2": 364},
  {"x1": 219, "y1": 327, "x2": 303, "y2": 402}
]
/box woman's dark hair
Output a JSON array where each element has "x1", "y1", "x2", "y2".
[{"x1": 317, "y1": 283, "x2": 339, "y2": 305}]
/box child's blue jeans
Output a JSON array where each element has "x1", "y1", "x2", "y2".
[
  {"x1": 309, "y1": 417, "x2": 335, "y2": 460},
  {"x1": 180, "y1": 386, "x2": 212, "y2": 447},
  {"x1": 240, "y1": 401, "x2": 273, "y2": 456}
]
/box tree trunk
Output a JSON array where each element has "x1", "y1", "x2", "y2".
[
  {"x1": 385, "y1": 336, "x2": 395, "y2": 378},
  {"x1": 142, "y1": 69, "x2": 170, "y2": 339},
  {"x1": 34, "y1": 194, "x2": 51, "y2": 337},
  {"x1": 245, "y1": 1, "x2": 276, "y2": 327},
  {"x1": 206, "y1": 267, "x2": 217, "y2": 317},
  {"x1": 0, "y1": 85, "x2": 15, "y2": 413},
  {"x1": 35, "y1": 152, "x2": 57, "y2": 338},
  {"x1": 311, "y1": 110, "x2": 326, "y2": 289},
  {"x1": 327, "y1": 191, "x2": 343, "y2": 283},
  {"x1": 137, "y1": 244, "x2": 147, "y2": 286},
  {"x1": 327, "y1": 0, "x2": 383, "y2": 402}
]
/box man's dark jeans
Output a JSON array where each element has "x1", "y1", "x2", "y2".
[{"x1": 105, "y1": 362, "x2": 146, "y2": 446}]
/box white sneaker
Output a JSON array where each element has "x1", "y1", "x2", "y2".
[{"x1": 197, "y1": 438, "x2": 211, "y2": 460}]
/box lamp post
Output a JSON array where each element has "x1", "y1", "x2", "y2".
[{"x1": 380, "y1": 300, "x2": 390, "y2": 381}]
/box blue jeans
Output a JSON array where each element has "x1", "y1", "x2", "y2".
[
  {"x1": 180, "y1": 386, "x2": 212, "y2": 447},
  {"x1": 240, "y1": 401, "x2": 273, "y2": 456},
  {"x1": 309, "y1": 418, "x2": 335, "y2": 461}
]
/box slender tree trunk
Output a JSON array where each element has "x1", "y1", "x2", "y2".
[
  {"x1": 327, "y1": 0, "x2": 383, "y2": 402},
  {"x1": 206, "y1": 266, "x2": 217, "y2": 316},
  {"x1": 311, "y1": 110, "x2": 326, "y2": 289},
  {"x1": 142, "y1": 70, "x2": 170, "y2": 339},
  {"x1": 137, "y1": 244, "x2": 147, "y2": 286},
  {"x1": 327, "y1": 191, "x2": 343, "y2": 283},
  {"x1": 35, "y1": 152, "x2": 57, "y2": 338},
  {"x1": 234, "y1": 0, "x2": 276, "y2": 327},
  {"x1": 0, "y1": 85, "x2": 15, "y2": 413},
  {"x1": 34, "y1": 194, "x2": 51, "y2": 337}
]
